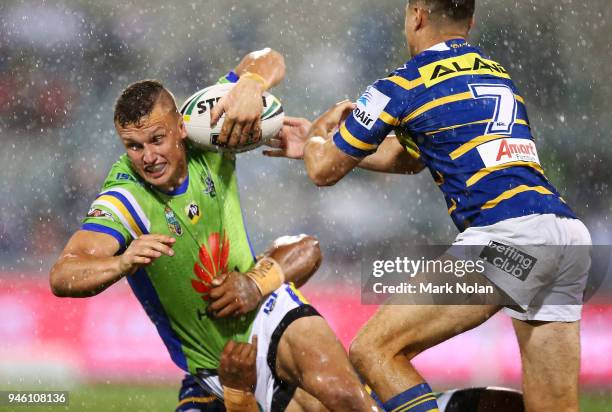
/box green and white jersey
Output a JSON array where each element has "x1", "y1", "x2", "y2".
[{"x1": 82, "y1": 145, "x2": 257, "y2": 373}]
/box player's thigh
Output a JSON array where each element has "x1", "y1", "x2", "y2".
[
  {"x1": 512, "y1": 319, "x2": 580, "y2": 396},
  {"x1": 355, "y1": 304, "x2": 500, "y2": 358},
  {"x1": 275, "y1": 315, "x2": 361, "y2": 393},
  {"x1": 286, "y1": 389, "x2": 329, "y2": 412}
]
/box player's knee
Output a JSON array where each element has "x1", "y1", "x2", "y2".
[
  {"x1": 350, "y1": 322, "x2": 423, "y2": 376},
  {"x1": 349, "y1": 332, "x2": 387, "y2": 376}
]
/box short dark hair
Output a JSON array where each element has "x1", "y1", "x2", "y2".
[
  {"x1": 410, "y1": 0, "x2": 475, "y2": 22},
  {"x1": 114, "y1": 79, "x2": 166, "y2": 127}
]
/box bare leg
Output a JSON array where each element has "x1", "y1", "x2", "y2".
[
  {"x1": 350, "y1": 304, "x2": 500, "y2": 402},
  {"x1": 513, "y1": 319, "x2": 580, "y2": 412},
  {"x1": 276, "y1": 316, "x2": 379, "y2": 411},
  {"x1": 286, "y1": 389, "x2": 329, "y2": 412}
]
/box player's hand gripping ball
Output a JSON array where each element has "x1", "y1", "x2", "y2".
[{"x1": 180, "y1": 83, "x2": 284, "y2": 153}]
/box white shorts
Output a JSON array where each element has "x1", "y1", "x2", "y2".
[
  {"x1": 195, "y1": 283, "x2": 318, "y2": 411},
  {"x1": 452, "y1": 214, "x2": 592, "y2": 321}
]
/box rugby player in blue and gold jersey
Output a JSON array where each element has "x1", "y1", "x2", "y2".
[{"x1": 268, "y1": 1, "x2": 592, "y2": 411}]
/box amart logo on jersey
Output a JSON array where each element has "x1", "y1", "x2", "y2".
[{"x1": 477, "y1": 138, "x2": 541, "y2": 168}]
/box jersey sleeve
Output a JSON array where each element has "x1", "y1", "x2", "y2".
[
  {"x1": 81, "y1": 186, "x2": 151, "y2": 252},
  {"x1": 333, "y1": 77, "x2": 407, "y2": 158}
]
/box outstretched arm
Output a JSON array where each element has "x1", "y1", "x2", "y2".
[
  {"x1": 357, "y1": 135, "x2": 425, "y2": 174},
  {"x1": 211, "y1": 48, "x2": 286, "y2": 147},
  {"x1": 208, "y1": 235, "x2": 321, "y2": 318},
  {"x1": 266, "y1": 116, "x2": 425, "y2": 178}
]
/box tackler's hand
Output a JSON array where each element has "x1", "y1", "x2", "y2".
[
  {"x1": 208, "y1": 272, "x2": 263, "y2": 318},
  {"x1": 309, "y1": 100, "x2": 356, "y2": 138},
  {"x1": 219, "y1": 336, "x2": 258, "y2": 392},
  {"x1": 263, "y1": 116, "x2": 312, "y2": 159}
]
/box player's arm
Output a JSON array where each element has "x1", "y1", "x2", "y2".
[
  {"x1": 208, "y1": 235, "x2": 321, "y2": 318},
  {"x1": 50, "y1": 231, "x2": 175, "y2": 297},
  {"x1": 211, "y1": 48, "x2": 286, "y2": 147},
  {"x1": 266, "y1": 117, "x2": 425, "y2": 175},
  {"x1": 219, "y1": 337, "x2": 259, "y2": 412},
  {"x1": 357, "y1": 134, "x2": 425, "y2": 174},
  {"x1": 233, "y1": 48, "x2": 285, "y2": 91},
  {"x1": 303, "y1": 101, "x2": 362, "y2": 186}
]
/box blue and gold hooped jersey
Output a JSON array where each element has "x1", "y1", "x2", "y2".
[{"x1": 334, "y1": 38, "x2": 576, "y2": 231}]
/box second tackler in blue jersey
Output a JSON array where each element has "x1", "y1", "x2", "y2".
[{"x1": 333, "y1": 38, "x2": 576, "y2": 231}]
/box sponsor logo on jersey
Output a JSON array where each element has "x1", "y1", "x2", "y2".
[
  {"x1": 419, "y1": 53, "x2": 511, "y2": 88},
  {"x1": 164, "y1": 207, "x2": 183, "y2": 236},
  {"x1": 87, "y1": 208, "x2": 115, "y2": 221},
  {"x1": 477, "y1": 138, "x2": 540, "y2": 168},
  {"x1": 200, "y1": 172, "x2": 217, "y2": 198},
  {"x1": 191, "y1": 232, "x2": 230, "y2": 301},
  {"x1": 479, "y1": 241, "x2": 537, "y2": 281},
  {"x1": 354, "y1": 86, "x2": 391, "y2": 130},
  {"x1": 185, "y1": 202, "x2": 201, "y2": 224}
]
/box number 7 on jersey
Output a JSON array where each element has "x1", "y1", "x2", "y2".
[{"x1": 469, "y1": 83, "x2": 517, "y2": 135}]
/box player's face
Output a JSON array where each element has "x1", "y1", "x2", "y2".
[{"x1": 116, "y1": 101, "x2": 188, "y2": 192}]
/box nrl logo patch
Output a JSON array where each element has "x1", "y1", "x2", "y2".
[{"x1": 164, "y1": 207, "x2": 183, "y2": 236}]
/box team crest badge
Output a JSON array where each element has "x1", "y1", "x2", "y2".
[
  {"x1": 164, "y1": 207, "x2": 183, "y2": 236},
  {"x1": 185, "y1": 202, "x2": 201, "y2": 224},
  {"x1": 191, "y1": 232, "x2": 230, "y2": 301}
]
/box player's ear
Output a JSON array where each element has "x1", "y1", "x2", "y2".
[
  {"x1": 468, "y1": 16, "x2": 475, "y2": 32},
  {"x1": 177, "y1": 114, "x2": 188, "y2": 140},
  {"x1": 414, "y1": 7, "x2": 427, "y2": 31}
]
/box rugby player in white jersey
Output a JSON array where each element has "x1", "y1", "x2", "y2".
[{"x1": 268, "y1": 1, "x2": 592, "y2": 411}]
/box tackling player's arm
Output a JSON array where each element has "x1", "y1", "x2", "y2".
[
  {"x1": 208, "y1": 234, "x2": 321, "y2": 318},
  {"x1": 303, "y1": 101, "x2": 361, "y2": 186},
  {"x1": 357, "y1": 135, "x2": 425, "y2": 175},
  {"x1": 267, "y1": 116, "x2": 424, "y2": 177},
  {"x1": 219, "y1": 337, "x2": 259, "y2": 412},
  {"x1": 211, "y1": 48, "x2": 286, "y2": 147},
  {"x1": 50, "y1": 231, "x2": 175, "y2": 297}
]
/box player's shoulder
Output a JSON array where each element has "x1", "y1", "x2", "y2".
[
  {"x1": 84, "y1": 156, "x2": 153, "y2": 244},
  {"x1": 367, "y1": 56, "x2": 427, "y2": 105},
  {"x1": 95, "y1": 155, "x2": 155, "y2": 212}
]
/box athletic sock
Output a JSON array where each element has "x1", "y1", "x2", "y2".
[
  {"x1": 382, "y1": 383, "x2": 439, "y2": 412},
  {"x1": 365, "y1": 385, "x2": 385, "y2": 409}
]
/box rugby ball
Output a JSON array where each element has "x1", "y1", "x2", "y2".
[{"x1": 180, "y1": 83, "x2": 284, "y2": 153}]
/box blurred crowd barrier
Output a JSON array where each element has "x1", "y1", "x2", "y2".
[{"x1": 1, "y1": 274, "x2": 611, "y2": 388}]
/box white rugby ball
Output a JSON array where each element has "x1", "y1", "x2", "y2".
[{"x1": 180, "y1": 83, "x2": 284, "y2": 153}]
